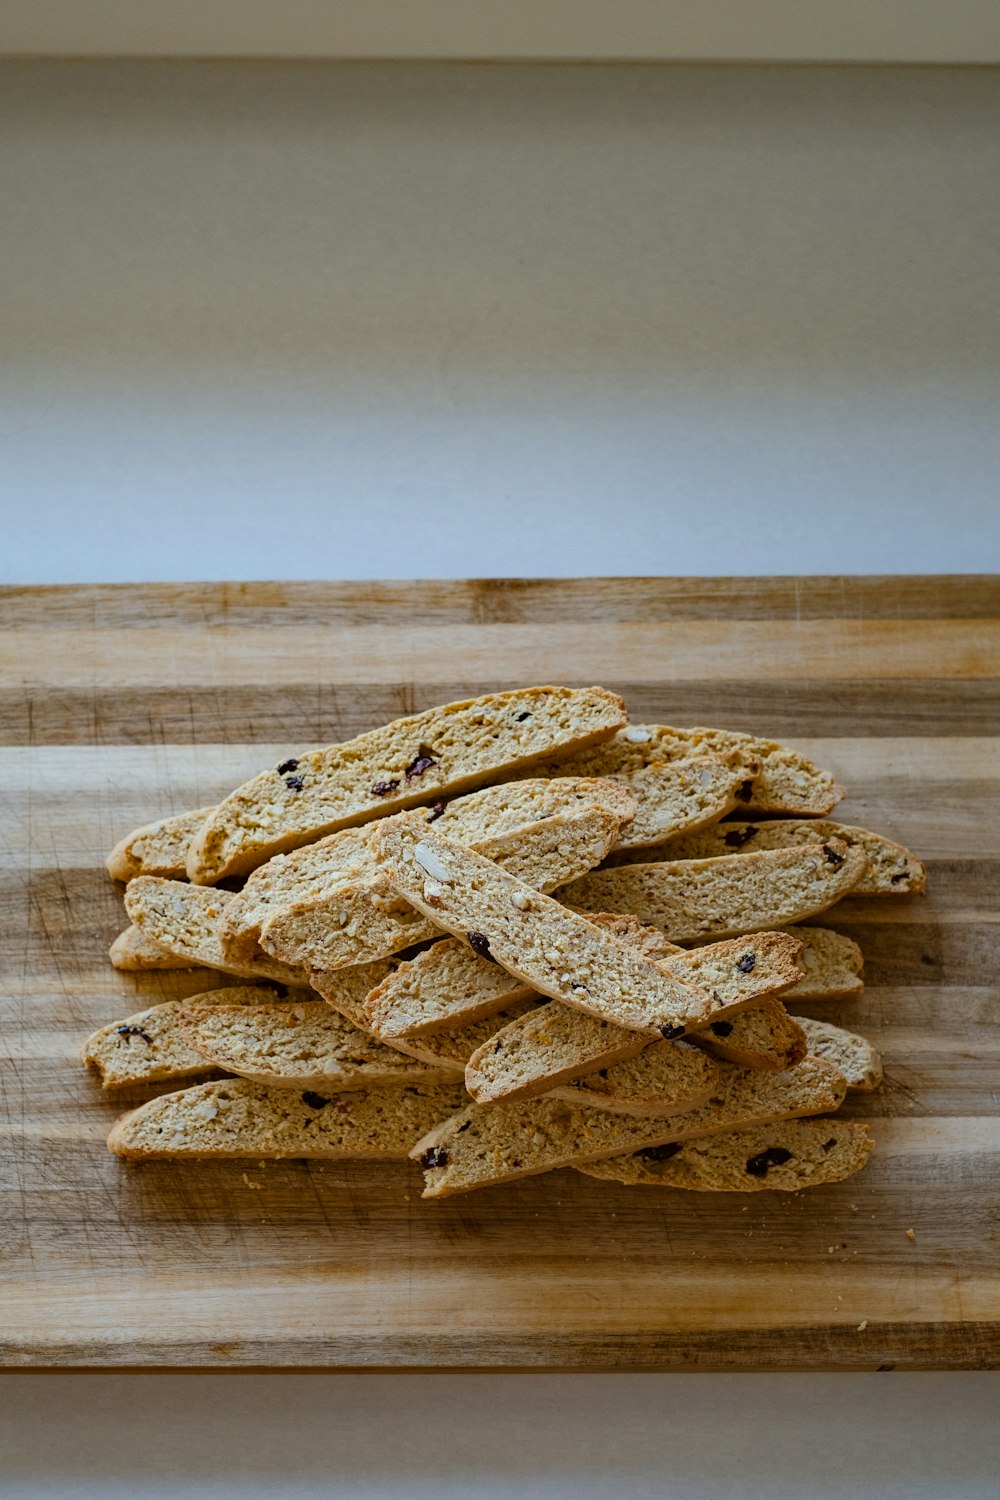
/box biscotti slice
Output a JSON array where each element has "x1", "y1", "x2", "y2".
[
  {"x1": 179, "y1": 1000, "x2": 452, "y2": 1091},
  {"x1": 124, "y1": 877, "x2": 309, "y2": 985},
  {"x1": 186, "y1": 686, "x2": 627, "y2": 883},
  {"x1": 369, "y1": 819, "x2": 719, "y2": 1037},
  {"x1": 365, "y1": 913, "x2": 671, "y2": 1042},
  {"x1": 777, "y1": 927, "x2": 864, "y2": 1001},
  {"x1": 219, "y1": 776, "x2": 635, "y2": 964},
  {"x1": 542, "y1": 724, "x2": 842, "y2": 818},
  {"x1": 108, "y1": 1078, "x2": 467, "y2": 1160},
  {"x1": 646, "y1": 819, "x2": 925, "y2": 896},
  {"x1": 462, "y1": 933, "x2": 806, "y2": 1103},
  {"x1": 366, "y1": 919, "x2": 801, "y2": 1044},
  {"x1": 465, "y1": 1007, "x2": 717, "y2": 1106},
  {"x1": 107, "y1": 806, "x2": 216, "y2": 882},
  {"x1": 560, "y1": 839, "x2": 867, "y2": 942},
  {"x1": 798, "y1": 1016, "x2": 883, "y2": 1091},
  {"x1": 82, "y1": 984, "x2": 292, "y2": 1089},
  {"x1": 411, "y1": 1055, "x2": 846, "y2": 1196},
  {"x1": 577, "y1": 1119, "x2": 874, "y2": 1191},
  {"x1": 520, "y1": 745, "x2": 759, "y2": 849},
  {"x1": 259, "y1": 804, "x2": 626, "y2": 971},
  {"x1": 109, "y1": 923, "x2": 198, "y2": 972}
]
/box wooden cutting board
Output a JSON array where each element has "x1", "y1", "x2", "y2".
[{"x1": 2, "y1": 577, "x2": 999, "y2": 1370}]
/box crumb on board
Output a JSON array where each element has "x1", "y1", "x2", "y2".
[
  {"x1": 858, "y1": 1319, "x2": 868, "y2": 1332},
  {"x1": 906, "y1": 1227, "x2": 916, "y2": 1241}
]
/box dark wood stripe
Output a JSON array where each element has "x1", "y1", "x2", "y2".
[
  {"x1": 5, "y1": 679, "x2": 999, "y2": 745},
  {"x1": 4, "y1": 577, "x2": 998, "y2": 629}
]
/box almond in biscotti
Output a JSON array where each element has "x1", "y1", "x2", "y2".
[{"x1": 185, "y1": 686, "x2": 627, "y2": 883}]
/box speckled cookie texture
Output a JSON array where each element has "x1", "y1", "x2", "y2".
[
  {"x1": 108, "y1": 1078, "x2": 468, "y2": 1160},
  {"x1": 186, "y1": 686, "x2": 627, "y2": 883},
  {"x1": 576, "y1": 1118, "x2": 874, "y2": 1191}
]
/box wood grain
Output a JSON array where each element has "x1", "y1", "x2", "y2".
[{"x1": 1, "y1": 577, "x2": 998, "y2": 1371}]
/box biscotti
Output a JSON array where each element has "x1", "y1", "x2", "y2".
[
  {"x1": 577, "y1": 1118, "x2": 874, "y2": 1191},
  {"x1": 366, "y1": 922, "x2": 802, "y2": 1044},
  {"x1": 107, "y1": 806, "x2": 215, "y2": 882},
  {"x1": 107, "y1": 1078, "x2": 467, "y2": 1160},
  {"x1": 180, "y1": 999, "x2": 452, "y2": 1091},
  {"x1": 124, "y1": 877, "x2": 309, "y2": 985},
  {"x1": 776, "y1": 927, "x2": 864, "y2": 1001},
  {"x1": 411, "y1": 1055, "x2": 847, "y2": 1196},
  {"x1": 542, "y1": 724, "x2": 843, "y2": 818},
  {"x1": 109, "y1": 923, "x2": 198, "y2": 972},
  {"x1": 460, "y1": 934, "x2": 806, "y2": 1104},
  {"x1": 186, "y1": 686, "x2": 627, "y2": 883},
  {"x1": 560, "y1": 840, "x2": 867, "y2": 941},
  {"x1": 464, "y1": 1007, "x2": 714, "y2": 1106},
  {"x1": 83, "y1": 985, "x2": 293, "y2": 1088},
  {"x1": 385, "y1": 1001, "x2": 540, "y2": 1072},
  {"x1": 220, "y1": 775, "x2": 635, "y2": 964},
  {"x1": 369, "y1": 818, "x2": 721, "y2": 1037},
  {"x1": 258, "y1": 804, "x2": 627, "y2": 972},
  {"x1": 797, "y1": 1016, "x2": 883, "y2": 1091},
  {"x1": 520, "y1": 746, "x2": 759, "y2": 848},
  {"x1": 641, "y1": 819, "x2": 926, "y2": 895}
]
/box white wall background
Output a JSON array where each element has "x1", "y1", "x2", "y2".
[{"x1": 2, "y1": 61, "x2": 999, "y2": 583}]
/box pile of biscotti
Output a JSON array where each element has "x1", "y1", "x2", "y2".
[{"x1": 85, "y1": 685, "x2": 925, "y2": 1199}]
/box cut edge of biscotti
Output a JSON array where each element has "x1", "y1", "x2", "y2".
[
  {"x1": 123, "y1": 876, "x2": 310, "y2": 985},
  {"x1": 796, "y1": 1016, "x2": 883, "y2": 1091},
  {"x1": 575, "y1": 1118, "x2": 875, "y2": 1191},
  {"x1": 110, "y1": 923, "x2": 200, "y2": 971},
  {"x1": 218, "y1": 774, "x2": 637, "y2": 966},
  {"x1": 106, "y1": 1078, "x2": 468, "y2": 1160},
  {"x1": 178, "y1": 999, "x2": 455, "y2": 1091},
  {"x1": 560, "y1": 838, "x2": 868, "y2": 943},
  {"x1": 627, "y1": 818, "x2": 926, "y2": 896},
  {"x1": 81, "y1": 984, "x2": 296, "y2": 1088},
  {"x1": 106, "y1": 806, "x2": 216, "y2": 882},
  {"x1": 185, "y1": 686, "x2": 628, "y2": 884}
]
